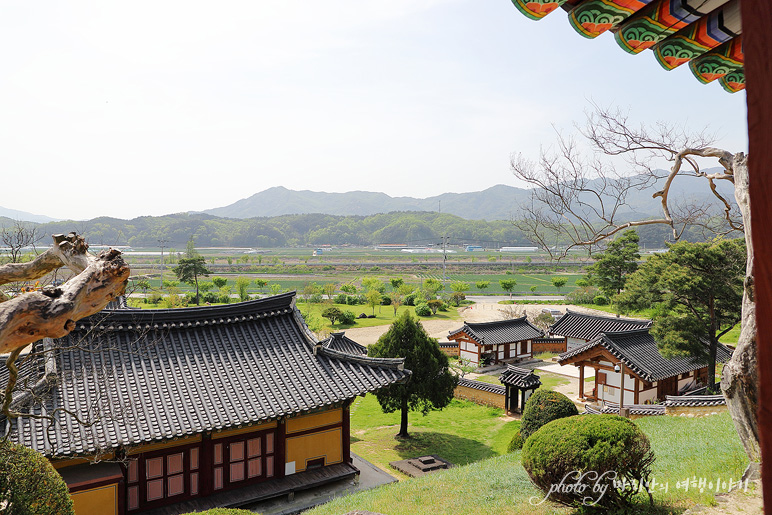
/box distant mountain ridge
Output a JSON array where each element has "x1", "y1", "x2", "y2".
[
  {"x1": 204, "y1": 171, "x2": 735, "y2": 221},
  {"x1": 0, "y1": 206, "x2": 59, "y2": 224},
  {"x1": 204, "y1": 185, "x2": 528, "y2": 221}
]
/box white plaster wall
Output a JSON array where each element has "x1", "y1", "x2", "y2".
[
  {"x1": 460, "y1": 349, "x2": 478, "y2": 364},
  {"x1": 639, "y1": 388, "x2": 657, "y2": 404}
]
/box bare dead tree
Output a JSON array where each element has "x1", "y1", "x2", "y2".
[
  {"x1": 0, "y1": 232, "x2": 129, "y2": 421},
  {"x1": 511, "y1": 105, "x2": 758, "y2": 464}
]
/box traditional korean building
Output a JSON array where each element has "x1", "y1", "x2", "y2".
[
  {"x1": 549, "y1": 310, "x2": 652, "y2": 352},
  {"x1": 447, "y1": 317, "x2": 543, "y2": 367},
  {"x1": 558, "y1": 327, "x2": 732, "y2": 405},
  {"x1": 0, "y1": 293, "x2": 410, "y2": 515}
]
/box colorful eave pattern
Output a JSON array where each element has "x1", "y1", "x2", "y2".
[{"x1": 511, "y1": 0, "x2": 745, "y2": 93}]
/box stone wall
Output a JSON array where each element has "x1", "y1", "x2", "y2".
[{"x1": 665, "y1": 404, "x2": 729, "y2": 417}]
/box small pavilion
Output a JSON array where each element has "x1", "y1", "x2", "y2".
[{"x1": 499, "y1": 365, "x2": 542, "y2": 413}]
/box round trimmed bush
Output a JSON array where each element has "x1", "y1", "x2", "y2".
[
  {"x1": 593, "y1": 295, "x2": 609, "y2": 305},
  {"x1": 507, "y1": 430, "x2": 525, "y2": 452},
  {"x1": 414, "y1": 303, "x2": 431, "y2": 316},
  {"x1": 338, "y1": 310, "x2": 356, "y2": 325},
  {"x1": 521, "y1": 414, "x2": 655, "y2": 509},
  {"x1": 520, "y1": 389, "x2": 578, "y2": 439},
  {"x1": 0, "y1": 441, "x2": 74, "y2": 514}
]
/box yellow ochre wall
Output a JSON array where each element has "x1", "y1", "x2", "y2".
[
  {"x1": 71, "y1": 484, "x2": 119, "y2": 515},
  {"x1": 286, "y1": 428, "x2": 343, "y2": 473},
  {"x1": 285, "y1": 408, "x2": 343, "y2": 473}
]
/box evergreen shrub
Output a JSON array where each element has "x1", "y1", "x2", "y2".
[
  {"x1": 520, "y1": 389, "x2": 578, "y2": 439},
  {"x1": 507, "y1": 430, "x2": 525, "y2": 452},
  {"x1": 414, "y1": 303, "x2": 431, "y2": 316},
  {"x1": 338, "y1": 310, "x2": 356, "y2": 325},
  {"x1": 521, "y1": 415, "x2": 655, "y2": 509},
  {"x1": 0, "y1": 441, "x2": 74, "y2": 514}
]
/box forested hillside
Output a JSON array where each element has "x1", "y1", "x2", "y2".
[
  {"x1": 14, "y1": 212, "x2": 530, "y2": 248},
  {"x1": 3, "y1": 210, "x2": 724, "y2": 250}
]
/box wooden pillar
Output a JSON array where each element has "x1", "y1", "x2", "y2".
[
  {"x1": 520, "y1": 388, "x2": 526, "y2": 412},
  {"x1": 578, "y1": 364, "x2": 584, "y2": 399},
  {"x1": 634, "y1": 377, "x2": 640, "y2": 405},
  {"x1": 343, "y1": 403, "x2": 351, "y2": 464},
  {"x1": 746, "y1": 1, "x2": 772, "y2": 507},
  {"x1": 276, "y1": 419, "x2": 286, "y2": 479}
]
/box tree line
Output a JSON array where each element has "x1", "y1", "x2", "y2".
[{"x1": 4, "y1": 211, "x2": 725, "y2": 250}]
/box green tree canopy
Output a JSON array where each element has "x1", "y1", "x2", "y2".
[
  {"x1": 368, "y1": 311, "x2": 458, "y2": 437},
  {"x1": 321, "y1": 306, "x2": 344, "y2": 325},
  {"x1": 551, "y1": 276, "x2": 567, "y2": 292},
  {"x1": 236, "y1": 276, "x2": 251, "y2": 302},
  {"x1": 422, "y1": 278, "x2": 443, "y2": 297},
  {"x1": 172, "y1": 257, "x2": 212, "y2": 305},
  {"x1": 475, "y1": 280, "x2": 490, "y2": 292},
  {"x1": 617, "y1": 238, "x2": 745, "y2": 391},
  {"x1": 499, "y1": 279, "x2": 517, "y2": 298},
  {"x1": 586, "y1": 229, "x2": 641, "y2": 297}
]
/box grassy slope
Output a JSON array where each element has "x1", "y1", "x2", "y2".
[
  {"x1": 308, "y1": 409, "x2": 747, "y2": 515},
  {"x1": 349, "y1": 396, "x2": 520, "y2": 481}
]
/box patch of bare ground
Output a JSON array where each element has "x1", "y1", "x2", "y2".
[{"x1": 682, "y1": 482, "x2": 763, "y2": 515}]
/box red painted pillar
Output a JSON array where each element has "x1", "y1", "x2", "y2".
[{"x1": 744, "y1": 0, "x2": 772, "y2": 509}]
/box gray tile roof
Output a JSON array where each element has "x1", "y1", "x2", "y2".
[
  {"x1": 558, "y1": 328, "x2": 733, "y2": 382},
  {"x1": 320, "y1": 332, "x2": 367, "y2": 356},
  {"x1": 1, "y1": 293, "x2": 410, "y2": 458},
  {"x1": 456, "y1": 377, "x2": 506, "y2": 395},
  {"x1": 664, "y1": 394, "x2": 727, "y2": 407},
  {"x1": 499, "y1": 365, "x2": 541, "y2": 389},
  {"x1": 583, "y1": 403, "x2": 666, "y2": 416},
  {"x1": 550, "y1": 310, "x2": 651, "y2": 341},
  {"x1": 448, "y1": 317, "x2": 543, "y2": 346}
]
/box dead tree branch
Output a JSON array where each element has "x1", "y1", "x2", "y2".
[{"x1": 0, "y1": 233, "x2": 130, "y2": 355}]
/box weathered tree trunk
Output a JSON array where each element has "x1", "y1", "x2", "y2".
[
  {"x1": 721, "y1": 154, "x2": 761, "y2": 462},
  {"x1": 0, "y1": 233, "x2": 130, "y2": 355},
  {"x1": 399, "y1": 395, "x2": 409, "y2": 438}
]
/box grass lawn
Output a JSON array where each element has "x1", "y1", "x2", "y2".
[
  {"x1": 349, "y1": 395, "x2": 519, "y2": 481},
  {"x1": 308, "y1": 411, "x2": 748, "y2": 515}
]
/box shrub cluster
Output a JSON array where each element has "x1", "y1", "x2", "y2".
[
  {"x1": 0, "y1": 441, "x2": 74, "y2": 514},
  {"x1": 520, "y1": 389, "x2": 579, "y2": 439},
  {"x1": 521, "y1": 415, "x2": 655, "y2": 509},
  {"x1": 415, "y1": 303, "x2": 432, "y2": 316},
  {"x1": 338, "y1": 310, "x2": 357, "y2": 325}
]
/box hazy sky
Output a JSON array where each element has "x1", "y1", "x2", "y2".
[{"x1": 2, "y1": 1, "x2": 748, "y2": 221}]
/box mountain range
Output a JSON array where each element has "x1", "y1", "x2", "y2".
[
  {"x1": 203, "y1": 170, "x2": 735, "y2": 221},
  {"x1": 1, "y1": 168, "x2": 735, "y2": 223}
]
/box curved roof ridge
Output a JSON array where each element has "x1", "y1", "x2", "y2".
[
  {"x1": 316, "y1": 346, "x2": 407, "y2": 370},
  {"x1": 77, "y1": 291, "x2": 298, "y2": 327},
  {"x1": 600, "y1": 327, "x2": 653, "y2": 337},
  {"x1": 561, "y1": 308, "x2": 651, "y2": 325}
]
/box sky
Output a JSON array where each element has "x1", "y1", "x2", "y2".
[{"x1": 1, "y1": 1, "x2": 748, "y2": 221}]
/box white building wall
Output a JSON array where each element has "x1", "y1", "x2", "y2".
[
  {"x1": 598, "y1": 367, "x2": 637, "y2": 406},
  {"x1": 638, "y1": 387, "x2": 657, "y2": 404}
]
